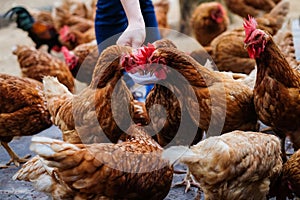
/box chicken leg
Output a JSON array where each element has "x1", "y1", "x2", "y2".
[
  {"x1": 173, "y1": 169, "x2": 201, "y2": 193},
  {"x1": 0, "y1": 142, "x2": 31, "y2": 168}
]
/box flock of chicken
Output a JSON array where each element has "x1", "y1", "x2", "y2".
[{"x1": 0, "y1": 0, "x2": 300, "y2": 199}]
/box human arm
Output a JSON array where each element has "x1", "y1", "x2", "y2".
[{"x1": 116, "y1": 0, "x2": 146, "y2": 48}]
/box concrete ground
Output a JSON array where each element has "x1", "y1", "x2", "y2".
[{"x1": 0, "y1": 0, "x2": 299, "y2": 199}]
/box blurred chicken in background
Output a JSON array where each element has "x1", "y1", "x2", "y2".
[{"x1": 4, "y1": 6, "x2": 62, "y2": 53}]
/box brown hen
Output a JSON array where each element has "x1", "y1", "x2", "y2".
[
  {"x1": 153, "y1": 0, "x2": 170, "y2": 38},
  {"x1": 0, "y1": 74, "x2": 52, "y2": 168},
  {"x1": 204, "y1": 0, "x2": 289, "y2": 74},
  {"x1": 59, "y1": 25, "x2": 96, "y2": 50},
  {"x1": 52, "y1": 4, "x2": 94, "y2": 33},
  {"x1": 122, "y1": 39, "x2": 258, "y2": 147},
  {"x1": 54, "y1": 0, "x2": 96, "y2": 20},
  {"x1": 52, "y1": 3, "x2": 95, "y2": 50},
  {"x1": 13, "y1": 125, "x2": 173, "y2": 199},
  {"x1": 191, "y1": 2, "x2": 229, "y2": 46},
  {"x1": 244, "y1": 16, "x2": 300, "y2": 160},
  {"x1": 43, "y1": 45, "x2": 149, "y2": 144},
  {"x1": 224, "y1": 0, "x2": 281, "y2": 18},
  {"x1": 13, "y1": 45, "x2": 75, "y2": 93},
  {"x1": 61, "y1": 41, "x2": 98, "y2": 84},
  {"x1": 178, "y1": 0, "x2": 204, "y2": 35},
  {"x1": 163, "y1": 131, "x2": 282, "y2": 200},
  {"x1": 282, "y1": 149, "x2": 300, "y2": 198}
]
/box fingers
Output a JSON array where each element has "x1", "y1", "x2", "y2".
[{"x1": 116, "y1": 27, "x2": 146, "y2": 49}]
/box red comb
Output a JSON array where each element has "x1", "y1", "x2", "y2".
[
  {"x1": 61, "y1": 46, "x2": 70, "y2": 57},
  {"x1": 243, "y1": 15, "x2": 257, "y2": 38},
  {"x1": 59, "y1": 26, "x2": 69, "y2": 36},
  {"x1": 61, "y1": 46, "x2": 77, "y2": 69},
  {"x1": 121, "y1": 43, "x2": 157, "y2": 73},
  {"x1": 134, "y1": 43, "x2": 156, "y2": 64},
  {"x1": 59, "y1": 25, "x2": 74, "y2": 42}
]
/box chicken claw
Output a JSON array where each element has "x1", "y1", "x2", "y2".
[
  {"x1": 173, "y1": 169, "x2": 200, "y2": 193},
  {"x1": 5, "y1": 154, "x2": 31, "y2": 167},
  {"x1": 0, "y1": 142, "x2": 31, "y2": 168}
]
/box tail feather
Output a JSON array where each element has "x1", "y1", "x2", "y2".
[
  {"x1": 273, "y1": 20, "x2": 300, "y2": 70},
  {"x1": 257, "y1": 0, "x2": 289, "y2": 35},
  {"x1": 43, "y1": 76, "x2": 73, "y2": 123},
  {"x1": 43, "y1": 76, "x2": 72, "y2": 98},
  {"x1": 268, "y1": 0, "x2": 289, "y2": 19},
  {"x1": 162, "y1": 146, "x2": 196, "y2": 165},
  {"x1": 4, "y1": 6, "x2": 34, "y2": 31},
  {"x1": 30, "y1": 136, "x2": 79, "y2": 158}
]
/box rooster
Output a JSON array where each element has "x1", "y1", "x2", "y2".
[
  {"x1": 0, "y1": 74, "x2": 52, "y2": 168},
  {"x1": 244, "y1": 16, "x2": 300, "y2": 161},
  {"x1": 13, "y1": 125, "x2": 173, "y2": 199},
  {"x1": 162, "y1": 131, "x2": 282, "y2": 200},
  {"x1": 4, "y1": 6, "x2": 62, "y2": 53},
  {"x1": 191, "y1": 2, "x2": 229, "y2": 46}
]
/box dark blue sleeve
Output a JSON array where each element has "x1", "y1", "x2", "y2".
[{"x1": 95, "y1": 0, "x2": 161, "y2": 53}]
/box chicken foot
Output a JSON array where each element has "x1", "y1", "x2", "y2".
[
  {"x1": 173, "y1": 169, "x2": 201, "y2": 193},
  {"x1": 0, "y1": 142, "x2": 31, "y2": 168}
]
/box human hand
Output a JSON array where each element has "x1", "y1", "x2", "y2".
[
  {"x1": 117, "y1": 0, "x2": 146, "y2": 48},
  {"x1": 116, "y1": 23, "x2": 146, "y2": 48}
]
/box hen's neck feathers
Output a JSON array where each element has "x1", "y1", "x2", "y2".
[
  {"x1": 255, "y1": 36, "x2": 300, "y2": 88},
  {"x1": 90, "y1": 46, "x2": 131, "y2": 88},
  {"x1": 156, "y1": 48, "x2": 221, "y2": 87}
]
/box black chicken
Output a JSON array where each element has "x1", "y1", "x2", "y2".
[{"x1": 4, "y1": 6, "x2": 62, "y2": 53}]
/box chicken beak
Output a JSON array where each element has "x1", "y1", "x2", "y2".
[{"x1": 244, "y1": 43, "x2": 249, "y2": 49}]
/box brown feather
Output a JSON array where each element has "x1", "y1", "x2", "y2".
[{"x1": 13, "y1": 45, "x2": 75, "y2": 93}]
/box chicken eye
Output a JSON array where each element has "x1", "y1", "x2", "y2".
[{"x1": 254, "y1": 34, "x2": 261, "y2": 41}]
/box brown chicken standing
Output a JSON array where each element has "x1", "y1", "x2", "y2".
[
  {"x1": 59, "y1": 25, "x2": 96, "y2": 50},
  {"x1": 0, "y1": 74, "x2": 52, "y2": 168},
  {"x1": 52, "y1": 4, "x2": 94, "y2": 34},
  {"x1": 162, "y1": 131, "x2": 283, "y2": 200},
  {"x1": 52, "y1": 4, "x2": 95, "y2": 50},
  {"x1": 13, "y1": 125, "x2": 173, "y2": 199},
  {"x1": 244, "y1": 16, "x2": 300, "y2": 160},
  {"x1": 224, "y1": 0, "x2": 281, "y2": 18},
  {"x1": 200, "y1": 0, "x2": 289, "y2": 74},
  {"x1": 178, "y1": 0, "x2": 204, "y2": 35},
  {"x1": 53, "y1": 0, "x2": 96, "y2": 20},
  {"x1": 61, "y1": 41, "x2": 98, "y2": 84},
  {"x1": 13, "y1": 45, "x2": 75, "y2": 93},
  {"x1": 191, "y1": 2, "x2": 229, "y2": 46},
  {"x1": 43, "y1": 45, "x2": 149, "y2": 144}
]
